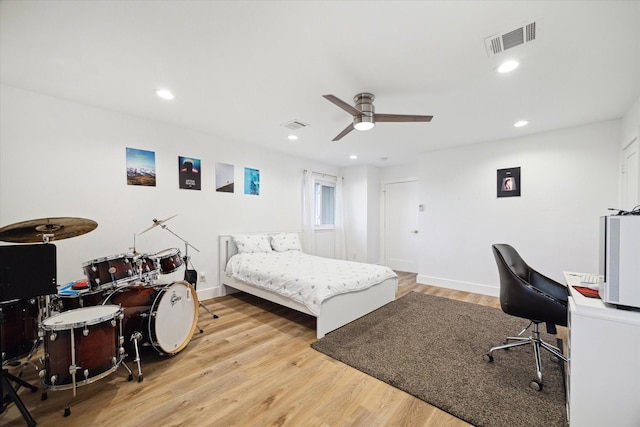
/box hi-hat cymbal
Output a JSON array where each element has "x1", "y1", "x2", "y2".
[
  {"x1": 138, "y1": 214, "x2": 178, "y2": 235},
  {"x1": 0, "y1": 217, "x2": 98, "y2": 243}
]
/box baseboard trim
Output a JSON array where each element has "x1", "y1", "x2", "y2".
[
  {"x1": 416, "y1": 274, "x2": 499, "y2": 297},
  {"x1": 196, "y1": 285, "x2": 223, "y2": 301}
]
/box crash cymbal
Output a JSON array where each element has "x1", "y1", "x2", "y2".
[
  {"x1": 0, "y1": 217, "x2": 98, "y2": 243},
  {"x1": 138, "y1": 214, "x2": 178, "y2": 235}
]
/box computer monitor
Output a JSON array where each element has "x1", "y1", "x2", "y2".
[{"x1": 0, "y1": 243, "x2": 57, "y2": 301}]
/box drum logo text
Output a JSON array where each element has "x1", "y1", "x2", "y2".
[{"x1": 170, "y1": 291, "x2": 182, "y2": 306}]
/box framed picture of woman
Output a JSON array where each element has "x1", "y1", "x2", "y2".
[{"x1": 497, "y1": 167, "x2": 521, "y2": 197}]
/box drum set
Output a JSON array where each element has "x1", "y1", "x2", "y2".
[{"x1": 0, "y1": 216, "x2": 208, "y2": 423}]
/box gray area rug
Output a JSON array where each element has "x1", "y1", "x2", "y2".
[{"x1": 311, "y1": 292, "x2": 566, "y2": 427}]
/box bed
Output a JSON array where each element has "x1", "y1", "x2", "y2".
[{"x1": 219, "y1": 233, "x2": 398, "y2": 338}]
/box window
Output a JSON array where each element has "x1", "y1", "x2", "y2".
[{"x1": 314, "y1": 178, "x2": 336, "y2": 229}]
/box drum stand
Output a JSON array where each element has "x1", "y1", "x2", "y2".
[
  {"x1": 154, "y1": 222, "x2": 218, "y2": 322},
  {"x1": 1, "y1": 310, "x2": 38, "y2": 427}
]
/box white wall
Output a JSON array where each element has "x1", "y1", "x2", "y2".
[
  {"x1": 341, "y1": 164, "x2": 380, "y2": 264},
  {"x1": 0, "y1": 85, "x2": 337, "y2": 299},
  {"x1": 416, "y1": 121, "x2": 621, "y2": 295}
]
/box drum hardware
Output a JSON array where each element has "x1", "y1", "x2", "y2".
[
  {"x1": 139, "y1": 216, "x2": 218, "y2": 323},
  {"x1": 130, "y1": 332, "x2": 144, "y2": 382}
]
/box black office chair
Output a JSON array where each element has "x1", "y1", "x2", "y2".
[{"x1": 484, "y1": 243, "x2": 569, "y2": 391}]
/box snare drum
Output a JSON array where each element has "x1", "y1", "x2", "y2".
[
  {"x1": 41, "y1": 305, "x2": 122, "y2": 390},
  {"x1": 1, "y1": 299, "x2": 38, "y2": 361},
  {"x1": 154, "y1": 248, "x2": 185, "y2": 285},
  {"x1": 82, "y1": 254, "x2": 135, "y2": 288},
  {"x1": 103, "y1": 281, "x2": 197, "y2": 355}
]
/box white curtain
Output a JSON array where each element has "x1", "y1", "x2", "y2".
[
  {"x1": 301, "y1": 170, "x2": 315, "y2": 254},
  {"x1": 334, "y1": 177, "x2": 347, "y2": 260}
]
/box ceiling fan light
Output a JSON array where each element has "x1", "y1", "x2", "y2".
[
  {"x1": 354, "y1": 115, "x2": 375, "y2": 131},
  {"x1": 354, "y1": 122, "x2": 375, "y2": 131}
]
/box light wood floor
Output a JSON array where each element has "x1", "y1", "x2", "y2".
[{"x1": 2, "y1": 274, "x2": 508, "y2": 426}]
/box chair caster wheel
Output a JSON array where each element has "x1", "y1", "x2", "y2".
[
  {"x1": 530, "y1": 380, "x2": 542, "y2": 391},
  {"x1": 128, "y1": 374, "x2": 133, "y2": 382},
  {"x1": 483, "y1": 353, "x2": 493, "y2": 363},
  {"x1": 138, "y1": 374, "x2": 144, "y2": 383},
  {"x1": 64, "y1": 407, "x2": 71, "y2": 417}
]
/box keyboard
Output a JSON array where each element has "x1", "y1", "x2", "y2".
[
  {"x1": 580, "y1": 274, "x2": 600, "y2": 284},
  {"x1": 580, "y1": 274, "x2": 602, "y2": 289}
]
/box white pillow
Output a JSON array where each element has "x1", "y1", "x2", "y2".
[
  {"x1": 232, "y1": 234, "x2": 272, "y2": 254},
  {"x1": 270, "y1": 233, "x2": 302, "y2": 252}
]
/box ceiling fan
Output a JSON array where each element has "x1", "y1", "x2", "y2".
[{"x1": 323, "y1": 93, "x2": 433, "y2": 141}]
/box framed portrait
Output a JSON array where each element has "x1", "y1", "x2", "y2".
[{"x1": 497, "y1": 167, "x2": 521, "y2": 197}]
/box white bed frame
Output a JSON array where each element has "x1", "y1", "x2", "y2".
[{"x1": 219, "y1": 234, "x2": 397, "y2": 338}]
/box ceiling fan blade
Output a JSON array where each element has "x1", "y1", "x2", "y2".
[
  {"x1": 332, "y1": 123, "x2": 355, "y2": 141},
  {"x1": 375, "y1": 113, "x2": 433, "y2": 122},
  {"x1": 323, "y1": 95, "x2": 363, "y2": 117}
]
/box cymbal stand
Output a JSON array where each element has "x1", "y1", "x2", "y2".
[{"x1": 156, "y1": 223, "x2": 218, "y2": 320}]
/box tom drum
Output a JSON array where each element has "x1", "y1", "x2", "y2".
[
  {"x1": 1, "y1": 299, "x2": 38, "y2": 361},
  {"x1": 82, "y1": 254, "x2": 135, "y2": 289},
  {"x1": 154, "y1": 248, "x2": 185, "y2": 285},
  {"x1": 41, "y1": 305, "x2": 122, "y2": 390}
]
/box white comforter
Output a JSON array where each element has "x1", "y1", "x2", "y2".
[{"x1": 225, "y1": 251, "x2": 397, "y2": 316}]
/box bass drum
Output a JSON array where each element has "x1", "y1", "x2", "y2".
[{"x1": 103, "y1": 281, "x2": 197, "y2": 356}]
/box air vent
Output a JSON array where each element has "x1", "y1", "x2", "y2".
[
  {"x1": 485, "y1": 20, "x2": 538, "y2": 57},
  {"x1": 281, "y1": 120, "x2": 310, "y2": 130}
]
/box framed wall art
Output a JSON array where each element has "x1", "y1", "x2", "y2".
[
  {"x1": 216, "y1": 162, "x2": 234, "y2": 193},
  {"x1": 244, "y1": 167, "x2": 260, "y2": 195},
  {"x1": 126, "y1": 147, "x2": 156, "y2": 187},
  {"x1": 178, "y1": 156, "x2": 201, "y2": 190},
  {"x1": 497, "y1": 167, "x2": 520, "y2": 197}
]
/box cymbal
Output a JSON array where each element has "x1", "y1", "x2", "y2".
[
  {"x1": 139, "y1": 214, "x2": 178, "y2": 235},
  {"x1": 0, "y1": 217, "x2": 98, "y2": 243}
]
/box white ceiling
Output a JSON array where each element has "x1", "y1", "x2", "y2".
[{"x1": 2, "y1": 1, "x2": 639, "y2": 167}]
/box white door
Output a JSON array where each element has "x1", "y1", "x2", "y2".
[
  {"x1": 384, "y1": 180, "x2": 419, "y2": 273},
  {"x1": 622, "y1": 137, "x2": 639, "y2": 210}
]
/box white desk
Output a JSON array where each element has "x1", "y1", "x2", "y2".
[{"x1": 564, "y1": 272, "x2": 640, "y2": 427}]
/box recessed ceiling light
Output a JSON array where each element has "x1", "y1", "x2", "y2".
[
  {"x1": 514, "y1": 120, "x2": 529, "y2": 127},
  {"x1": 497, "y1": 60, "x2": 519, "y2": 74},
  {"x1": 155, "y1": 89, "x2": 175, "y2": 100},
  {"x1": 287, "y1": 135, "x2": 298, "y2": 141},
  {"x1": 349, "y1": 155, "x2": 358, "y2": 160}
]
